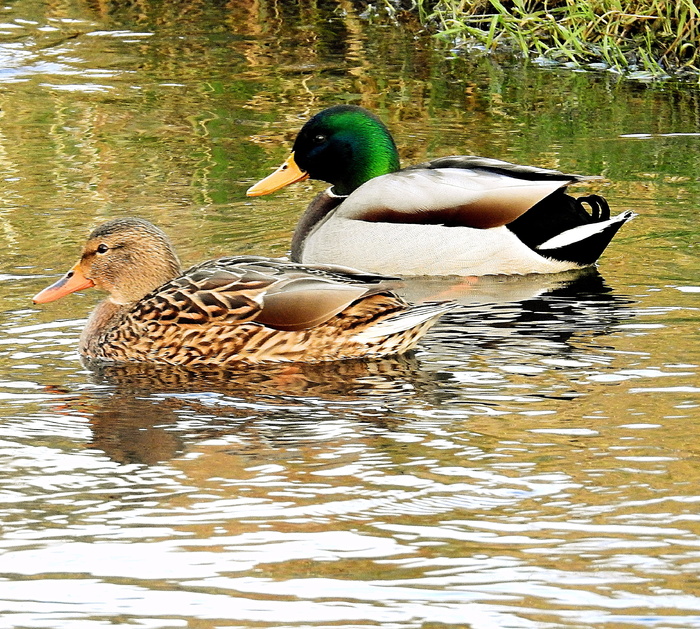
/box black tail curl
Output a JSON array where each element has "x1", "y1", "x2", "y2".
[
  {"x1": 576, "y1": 195, "x2": 610, "y2": 222},
  {"x1": 507, "y1": 189, "x2": 611, "y2": 252},
  {"x1": 506, "y1": 190, "x2": 631, "y2": 265}
]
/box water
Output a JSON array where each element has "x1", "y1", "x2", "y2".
[{"x1": 1, "y1": 1, "x2": 699, "y2": 627}]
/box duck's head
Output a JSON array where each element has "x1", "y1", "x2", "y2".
[
  {"x1": 33, "y1": 218, "x2": 182, "y2": 306},
  {"x1": 247, "y1": 105, "x2": 400, "y2": 197}
]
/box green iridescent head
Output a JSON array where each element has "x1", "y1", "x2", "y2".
[{"x1": 292, "y1": 105, "x2": 401, "y2": 196}]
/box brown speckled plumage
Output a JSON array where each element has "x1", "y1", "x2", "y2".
[{"x1": 33, "y1": 218, "x2": 452, "y2": 366}]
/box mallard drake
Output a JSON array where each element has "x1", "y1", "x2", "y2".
[
  {"x1": 247, "y1": 105, "x2": 634, "y2": 276},
  {"x1": 32, "y1": 218, "x2": 452, "y2": 366}
]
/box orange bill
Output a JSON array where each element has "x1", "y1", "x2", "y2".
[
  {"x1": 33, "y1": 263, "x2": 95, "y2": 304},
  {"x1": 246, "y1": 152, "x2": 309, "y2": 196}
]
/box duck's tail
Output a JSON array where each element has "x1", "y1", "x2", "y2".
[
  {"x1": 508, "y1": 191, "x2": 635, "y2": 267},
  {"x1": 537, "y1": 209, "x2": 636, "y2": 265},
  {"x1": 352, "y1": 301, "x2": 455, "y2": 353}
]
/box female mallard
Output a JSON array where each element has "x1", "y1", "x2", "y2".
[
  {"x1": 247, "y1": 105, "x2": 634, "y2": 276},
  {"x1": 32, "y1": 218, "x2": 452, "y2": 366}
]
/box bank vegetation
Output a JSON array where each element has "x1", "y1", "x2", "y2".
[{"x1": 377, "y1": 0, "x2": 700, "y2": 79}]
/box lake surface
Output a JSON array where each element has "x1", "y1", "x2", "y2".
[{"x1": 1, "y1": 1, "x2": 699, "y2": 628}]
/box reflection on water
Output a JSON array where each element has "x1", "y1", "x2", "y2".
[
  {"x1": 81, "y1": 355, "x2": 430, "y2": 464},
  {"x1": 74, "y1": 270, "x2": 636, "y2": 470},
  {"x1": 1, "y1": 0, "x2": 699, "y2": 628}
]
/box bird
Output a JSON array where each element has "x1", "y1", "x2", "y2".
[
  {"x1": 247, "y1": 104, "x2": 634, "y2": 277},
  {"x1": 32, "y1": 218, "x2": 452, "y2": 366}
]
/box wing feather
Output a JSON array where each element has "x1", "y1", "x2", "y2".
[
  {"x1": 124, "y1": 257, "x2": 395, "y2": 333},
  {"x1": 257, "y1": 278, "x2": 370, "y2": 331},
  {"x1": 336, "y1": 163, "x2": 575, "y2": 228}
]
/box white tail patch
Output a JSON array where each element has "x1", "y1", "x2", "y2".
[
  {"x1": 352, "y1": 302, "x2": 454, "y2": 342},
  {"x1": 537, "y1": 211, "x2": 636, "y2": 251}
]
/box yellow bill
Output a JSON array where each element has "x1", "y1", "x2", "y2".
[{"x1": 247, "y1": 152, "x2": 309, "y2": 196}]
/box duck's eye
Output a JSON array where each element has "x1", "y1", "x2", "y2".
[
  {"x1": 96, "y1": 244, "x2": 109, "y2": 254},
  {"x1": 313, "y1": 134, "x2": 327, "y2": 145}
]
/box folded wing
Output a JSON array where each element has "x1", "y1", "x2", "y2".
[
  {"x1": 129, "y1": 257, "x2": 395, "y2": 332},
  {"x1": 337, "y1": 156, "x2": 583, "y2": 229}
]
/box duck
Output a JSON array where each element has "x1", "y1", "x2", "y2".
[
  {"x1": 32, "y1": 218, "x2": 453, "y2": 366},
  {"x1": 247, "y1": 104, "x2": 635, "y2": 277}
]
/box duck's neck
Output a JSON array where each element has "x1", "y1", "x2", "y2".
[
  {"x1": 79, "y1": 299, "x2": 126, "y2": 357},
  {"x1": 291, "y1": 188, "x2": 345, "y2": 262}
]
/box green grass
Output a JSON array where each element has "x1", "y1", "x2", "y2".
[{"x1": 385, "y1": 0, "x2": 700, "y2": 79}]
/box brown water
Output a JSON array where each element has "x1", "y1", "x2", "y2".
[{"x1": 1, "y1": 1, "x2": 699, "y2": 628}]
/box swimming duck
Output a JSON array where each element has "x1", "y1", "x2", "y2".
[
  {"x1": 32, "y1": 218, "x2": 452, "y2": 366},
  {"x1": 247, "y1": 105, "x2": 634, "y2": 276}
]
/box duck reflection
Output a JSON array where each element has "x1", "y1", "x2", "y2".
[
  {"x1": 397, "y1": 268, "x2": 634, "y2": 352},
  {"x1": 86, "y1": 352, "x2": 425, "y2": 398},
  {"x1": 80, "y1": 354, "x2": 431, "y2": 465},
  {"x1": 86, "y1": 393, "x2": 185, "y2": 465},
  {"x1": 66, "y1": 269, "x2": 632, "y2": 466},
  {"x1": 394, "y1": 266, "x2": 604, "y2": 306}
]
